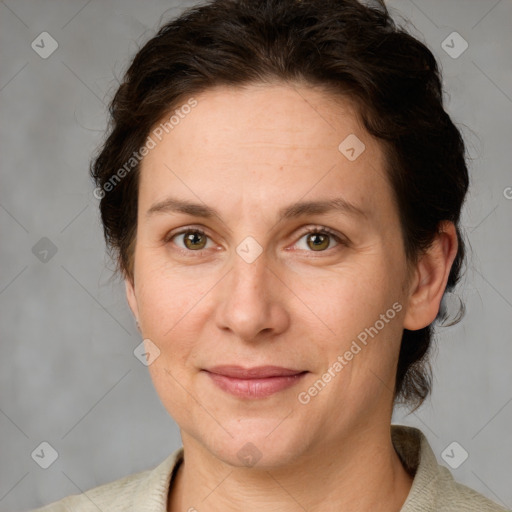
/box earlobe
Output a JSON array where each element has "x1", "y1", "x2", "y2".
[
  {"x1": 125, "y1": 277, "x2": 140, "y2": 323},
  {"x1": 403, "y1": 221, "x2": 458, "y2": 331}
]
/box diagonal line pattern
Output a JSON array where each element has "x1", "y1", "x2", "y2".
[
  {"x1": 369, "y1": 368, "x2": 439, "y2": 438},
  {"x1": 163, "y1": 163, "x2": 231, "y2": 234},
  {"x1": 162, "y1": 160, "x2": 348, "y2": 342},
  {"x1": 471, "y1": 395, "x2": 512, "y2": 439},
  {"x1": 265, "y1": 409, "x2": 293, "y2": 438},
  {"x1": 471, "y1": 470, "x2": 510, "y2": 508},
  {"x1": 0, "y1": 1, "x2": 29, "y2": 28},
  {"x1": 164, "y1": 368, "x2": 233, "y2": 438},
  {"x1": 60, "y1": 265, "x2": 132, "y2": 334},
  {"x1": 0, "y1": 407, "x2": 29, "y2": 439},
  {"x1": 471, "y1": 0, "x2": 503, "y2": 30},
  {"x1": 291, "y1": 85, "x2": 337, "y2": 131},
  {"x1": 61, "y1": 370, "x2": 132, "y2": 439},
  {"x1": 60, "y1": 204, "x2": 89, "y2": 233},
  {"x1": 408, "y1": 0, "x2": 439, "y2": 29},
  {"x1": 199, "y1": 468, "x2": 233, "y2": 503},
  {"x1": 61, "y1": 471, "x2": 105, "y2": 511},
  {"x1": 0, "y1": 203, "x2": 29, "y2": 233},
  {"x1": 468, "y1": 205, "x2": 498, "y2": 233},
  {"x1": 0, "y1": 265, "x2": 28, "y2": 296},
  {"x1": 369, "y1": 367, "x2": 393, "y2": 394},
  {"x1": 61, "y1": 61, "x2": 105, "y2": 105},
  {"x1": 163, "y1": 268, "x2": 233, "y2": 337},
  {"x1": 265, "y1": 472, "x2": 308, "y2": 511},
  {"x1": 472, "y1": 61, "x2": 512, "y2": 105},
  {"x1": 411, "y1": 411, "x2": 439, "y2": 439},
  {"x1": 0, "y1": 62, "x2": 28, "y2": 92},
  {"x1": 265, "y1": 163, "x2": 338, "y2": 236},
  {"x1": 474, "y1": 268, "x2": 512, "y2": 309},
  {"x1": 265, "y1": 266, "x2": 336, "y2": 335},
  {"x1": 61, "y1": 0, "x2": 93, "y2": 30},
  {"x1": 0, "y1": 472, "x2": 29, "y2": 502}
]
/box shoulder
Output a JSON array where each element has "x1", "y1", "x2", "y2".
[
  {"x1": 31, "y1": 470, "x2": 149, "y2": 512},
  {"x1": 392, "y1": 425, "x2": 509, "y2": 512},
  {"x1": 30, "y1": 448, "x2": 184, "y2": 512},
  {"x1": 434, "y1": 470, "x2": 510, "y2": 512}
]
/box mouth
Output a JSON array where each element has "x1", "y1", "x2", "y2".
[{"x1": 202, "y1": 365, "x2": 308, "y2": 399}]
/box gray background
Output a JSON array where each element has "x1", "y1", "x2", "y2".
[{"x1": 0, "y1": 0, "x2": 511, "y2": 510}]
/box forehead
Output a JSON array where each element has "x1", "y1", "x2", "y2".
[{"x1": 138, "y1": 83, "x2": 393, "y2": 223}]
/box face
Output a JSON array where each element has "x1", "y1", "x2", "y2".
[{"x1": 126, "y1": 83, "x2": 414, "y2": 468}]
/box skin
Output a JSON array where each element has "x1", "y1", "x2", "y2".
[{"x1": 125, "y1": 83, "x2": 458, "y2": 511}]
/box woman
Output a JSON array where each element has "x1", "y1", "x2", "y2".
[{"x1": 34, "y1": 0, "x2": 508, "y2": 510}]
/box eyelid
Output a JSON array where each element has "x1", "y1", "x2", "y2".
[
  {"x1": 164, "y1": 224, "x2": 348, "y2": 254},
  {"x1": 164, "y1": 225, "x2": 208, "y2": 243},
  {"x1": 289, "y1": 225, "x2": 347, "y2": 252},
  {"x1": 164, "y1": 225, "x2": 215, "y2": 254}
]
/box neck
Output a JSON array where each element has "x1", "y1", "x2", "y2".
[{"x1": 168, "y1": 425, "x2": 413, "y2": 512}]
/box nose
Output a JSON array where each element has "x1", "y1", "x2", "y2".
[{"x1": 214, "y1": 250, "x2": 290, "y2": 343}]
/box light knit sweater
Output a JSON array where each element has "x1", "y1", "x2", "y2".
[{"x1": 31, "y1": 425, "x2": 509, "y2": 511}]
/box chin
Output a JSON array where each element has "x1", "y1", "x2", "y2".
[{"x1": 201, "y1": 419, "x2": 309, "y2": 470}]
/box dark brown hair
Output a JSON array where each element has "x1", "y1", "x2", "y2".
[{"x1": 90, "y1": 0, "x2": 469, "y2": 410}]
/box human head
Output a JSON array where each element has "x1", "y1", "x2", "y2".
[{"x1": 91, "y1": 0, "x2": 468, "y2": 414}]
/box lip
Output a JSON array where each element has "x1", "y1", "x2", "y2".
[
  {"x1": 206, "y1": 365, "x2": 305, "y2": 378},
  {"x1": 203, "y1": 366, "x2": 308, "y2": 399}
]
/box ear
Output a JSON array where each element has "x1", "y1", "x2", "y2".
[
  {"x1": 403, "y1": 221, "x2": 458, "y2": 330},
  {"x1": 125, "y1": 277, "x2": 140, "y2": 323}
]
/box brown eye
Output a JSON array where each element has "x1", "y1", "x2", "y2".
[
  {"x1": 183, "y1": 231, "x2": 207, "y2": 250},
  {"x1": 169, "y1": 229, "x2": 212, "y2": 251},
  {"x1": 293, "y1": 227, "x2": 343, "y2": 252},
  {"x1": 306, "y1": 232, "x2": 331, "y2": 251}
]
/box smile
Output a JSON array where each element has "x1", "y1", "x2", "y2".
[{"x1": 203, "y1": 366, "x2": 308, "y2": 399}]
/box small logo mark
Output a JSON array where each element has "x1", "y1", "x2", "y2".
[
  {"x1": 134, "y1": 338, "x2": 161, "y2": 366},
  {"x1": 31, "y1": 32, "x2": 59, "y2": 59},
  {"x1": 236, "y1": 236, "x2": 263, "y2": 264},
  {"x1": 338, "y1": 134, "x2": 366, "y2": 161},
  {"x1": 31, "y1": 441, "x2": 59, "y2": 469},
  {"x1": 441, "y1": 441, "x2": 468, "y2": 469},
  {"x1": 237, "y1": 442, "x2": 262, "y2": 467},
  {"x1": 441, "y1": 32, "x2": 468, "y2": 59},
  {"x1": 32, "y1": 237, "x2": 58, "y2": 263}
]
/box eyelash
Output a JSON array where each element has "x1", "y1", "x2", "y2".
[{"x1": 165, "y1": 225, "x2": 346, "y2": 255}]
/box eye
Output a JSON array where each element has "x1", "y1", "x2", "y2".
[
  {"x1": 293, "y1": 226, "x2": 344, "y2": 252},
  {"x1": 166, "y1": 228, "x2": 214, "y2": 252},
  {"x1": 165, "y1": 225, "x2": 346, "y2": 255}
]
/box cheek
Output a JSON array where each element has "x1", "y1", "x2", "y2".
[
  {"x1": 136, "y1": 269, "x2": 204, "y2": 400},
  {"x1": 135, "y1": 259, "x2": 213, "y2": 336},
  {"x1": 318, "y1": 262, "x2": 399, "y2": 326},
  {"x1": 313, "y1": 261, "x2": 406, "y2": 382}
]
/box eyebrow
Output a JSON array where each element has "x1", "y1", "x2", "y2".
[{"x1": 146, "y1": 196, "x2": 367, "y2": 224}]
